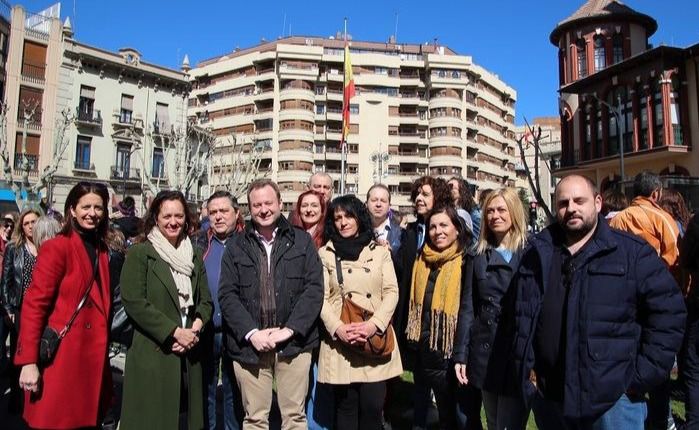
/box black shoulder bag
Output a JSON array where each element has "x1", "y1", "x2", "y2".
[{"x1": 39, "y1": 254, "x2": 99, "y2": 367}]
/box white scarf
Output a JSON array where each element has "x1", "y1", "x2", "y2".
[{"x1": 147, "y1": 227, "x2": 195, "y2": 314}]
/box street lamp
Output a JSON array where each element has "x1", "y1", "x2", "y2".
[{"x1": 585, "y1": 92, "x2": 625, "y2": 193}]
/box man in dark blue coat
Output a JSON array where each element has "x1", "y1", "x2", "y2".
[{"x1": 512, "y1": 174, "x2": 686, "y2": 429}]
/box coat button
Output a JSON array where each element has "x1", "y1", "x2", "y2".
[
  {"x1": 483, "y1": 342, "x2": 490, "y2": 349},
  {"x1": 366, "y1": 293, "x2": 372, "y2": 299},
  {"x1": 347, "y1": 293, "x2": 352, "y2": 299},
  {"x1": 348, "y1": 268, "x2": 352, "y2": 274}
]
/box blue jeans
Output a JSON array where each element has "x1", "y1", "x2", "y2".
[
  {"x1": 533, "y1": 393, "x2": 646, "y2": 430},
  {"x1": 307, "y1": 361, "x2": 334, "y2": 430},
  {"x1": 203, "y1": 331, "x2": 241, "y2": 430},
  {"x1": 482, "y1": 390, "x2": 528, "y2": 430}
]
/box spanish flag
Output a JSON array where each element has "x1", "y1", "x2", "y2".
[{"x1": 341, "y1": 41, "x2": 355, "y2": 148}]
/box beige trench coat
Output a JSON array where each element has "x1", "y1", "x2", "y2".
[{"x1": 317, "y1": 241, "x2": 403, "y2": 384}]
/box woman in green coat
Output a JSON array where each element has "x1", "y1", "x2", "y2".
[{"x1": 120, "y1": 191, "x2": 212, "y2": 430}]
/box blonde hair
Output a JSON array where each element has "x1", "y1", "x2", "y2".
[
  {"x1": 12, "y1": 208, "x2": 42, "y2": 247},
  {"x1": 475, "y1": 188, "x2": 528, "y2": 255}
]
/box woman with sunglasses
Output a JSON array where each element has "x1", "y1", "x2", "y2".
[
  {"x1": 14, "y1": 182, "x2": 114, "y2": 429},
  {"x1": 0, "y1": 207, "x2": 40, "y2": 414}
]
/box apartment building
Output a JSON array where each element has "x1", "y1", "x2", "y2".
[
  {"x1": 552, "y1": 0, "x2": 699, "y2": 209},
  {"x1": 3, "y1": 4, "x2": 189, "y2": 211},
  {"x1": 188, "y1": 36, "x2": 520, "y2": 213},
  {"x1": 514, "y1": 117, "x2": 562, "y2": 212}
]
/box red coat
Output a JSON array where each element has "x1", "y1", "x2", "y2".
[{"x1": 15, "y1": 231, "x2": 112, "y2": 429}]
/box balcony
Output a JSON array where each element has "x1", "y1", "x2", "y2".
[
  {"x1": 75, "y1": 108, "x2": 102, "y2": 129},
  {"x1": 152, "y1": 121, "x2": 172, "y2": 136},
  {"x1": 110, "y1": 165, "x2": 141, "y2": 181},
  {"x1": 73, "y1": 160, "x2": 96, "y2": 176},
  {"x1": 13, "y1": 153, "x2": 39, "y2": 177},
  {"x1": 112, "y1": 110, "x2": 143, "y2": 130},
  {"x1": 21, "y1": 62, "x2": 45, "y2": 84}
]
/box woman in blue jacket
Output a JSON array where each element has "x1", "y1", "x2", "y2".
[{"x1": 453, "y1": 188, "x2": 529, "y2": 430}]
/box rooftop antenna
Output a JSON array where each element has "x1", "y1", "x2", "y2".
[
  {"x1": 282, "y1": 13, "x2": 286, "y2": 38},
  {"x1": 394, "y1": 10, "x2": 398, "y2": 43}
]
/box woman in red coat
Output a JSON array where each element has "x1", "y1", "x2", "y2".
[{"x1": 15, "y1": 182, "x2": 112, "y2": 429}]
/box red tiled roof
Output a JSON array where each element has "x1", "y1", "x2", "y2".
[{"x1": 550, "y1": 0, "x2": 657, "y2": 44}]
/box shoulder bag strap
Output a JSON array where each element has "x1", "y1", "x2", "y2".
[
  {"x1": 334, "y1": 254, "x2": 344, "y2": 290},
  {"x1": 58, "y1": 253, "x2": 100, "y2": 338}
]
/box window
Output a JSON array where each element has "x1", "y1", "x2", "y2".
[
  {"x1": 640, "y1": 94, "x2": 648, "y2": 150},
  {"x1": 375, "y1": 67, "x2": 388, "y2": 75},
  {"x1": 120, "y1": 94, "x2": 134, "y2": 124},
  {"x1": 152, "y1": 148, "x2": 165, "y2": 178},
  {"x1": 18, "y1": 86, "x2": 43, "y2": 122},
  {"x1": 316, "y1": 85, "x2": 326, "y2": 95},
  {"x1": 670, "y1": 77, "x2": 683, "y2": 145},
  {"x1": 155, "y1": 103, "x2": 170, "y2": 132},
  {"x1": 316, "y1": 103, "x2": 325, "y2": 114},
  {"x1": 576, "y1": 39, "x2": 587, "y2": 78},
  {"x1": 612, "y1": 33, "x2": 624, "y2": 64},
  {"x1": 653, "y1": 86, "x2": 664, "y2": 147},
  {"x1": 75, "y1": 136, "x2": 91, "y2": 170},
  {"x1": 115, "y1": 143, "x2": 131, "y2": 177},
  {"x1": 78, "y1": 86, "x2": 95, "y2": 120},
  {"x1": 349, "y1": 104, "x2": 359, "y2": 114},
  {"x1": 593, "y1": 36, "x2": 606, "y2": 72}
]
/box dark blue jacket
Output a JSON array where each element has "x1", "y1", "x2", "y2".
[
  {"x1": 453, "y1": 248, "x2": 521, "y2": 395},
  {"x1": 512, "y1": 217, "x2": 686, "y2": 419}
]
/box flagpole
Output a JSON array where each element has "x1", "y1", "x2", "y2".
[{"x1": 340, "y1": 17, "x2": 348, "y2": 196}]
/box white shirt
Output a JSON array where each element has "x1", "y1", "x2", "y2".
[{"x1": 374, "y1": 217, "x2": 391, "y2": 242}]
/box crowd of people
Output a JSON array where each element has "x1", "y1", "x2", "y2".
[{"x1": 0, "y1": 169, "x2": 696, "y2": 430}]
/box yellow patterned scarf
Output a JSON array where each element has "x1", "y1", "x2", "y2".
[{"x1": 406, "y1": 242, "x2": 463, "y2": 358}]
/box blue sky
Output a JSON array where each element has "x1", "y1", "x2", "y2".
[{"x1": 19, "y1": 0, "x2": 699, "y2": 124}]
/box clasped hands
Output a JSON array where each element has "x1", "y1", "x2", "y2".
[
  {"x1": 171, "y1": 318, "x2": 204, "y2": 355},
  {"x1": 335, "y1": 321, "x2": 378, "y2": 345},
  {"x1": 249, "y1": 327, "x2": 294, "y2": 352}
]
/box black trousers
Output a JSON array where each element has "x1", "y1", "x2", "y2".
[
  {"x1": 334, "y1": 381, "x2": 386, "y2": 430},
  {"x1": 413, "y1": 365, "x2": 482, "y2": 430}
]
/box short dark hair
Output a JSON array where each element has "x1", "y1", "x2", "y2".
[
  {"x1": 602, "y1": 189, "x2": 628, "y2": 215},
  {"x1": 207, "y1": 190, "x2": 239, "y2": 210},
  {"x1": 366, "y1": 183, "x2": 391, "y2": 203},
  {"x1": 61, "y1": 181, "x2": 110, "y2": 239},
  {"x1": 410, "y1": 176, "x2": 451, "y2": 212},
  {"x1": 633, "y1": 170, "x2": 662, "y2": 198},
  {"x1": 142, "y1": 190, "x2": 196, "y2": 243},
  {"x1": 122, "y1": 196, "x2": 135, "y2": 210},
  {"x1": 247, "y1": 179, "x2": 281, "y2": 203},
  {"x1": 424, "y1": 205, "x2": 470, "y2": 252},
  {"x1": 324, "y1": 195, "x2": 373, "y2": 242}
]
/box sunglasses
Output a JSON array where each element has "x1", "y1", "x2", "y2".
[{"x1": 3, "y1": 221, "x2": 14, "y2": 229}]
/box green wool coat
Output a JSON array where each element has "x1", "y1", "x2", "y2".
[{"x1": 119, "y1": 242, "x2": 212, "y2": 430}]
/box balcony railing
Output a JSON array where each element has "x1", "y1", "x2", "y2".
[
  {"x1": 110, "y1": 165, "x2": 141, "y2": 180},
  {"x1": 673, "y1": 125, "x2": 684, "y2": 146},
  {"x1": 21, "y1": 62, "x2": 46, "y2": 83},
  {"x1": 76, "y1": 108, "x2": 102, "y2": 127},
  {"x1": 73, "y1": 160, "x2": 94, "y2": 171},
  {"x1": 13, "y1": 153, "x2": 39, "y2": 176}
]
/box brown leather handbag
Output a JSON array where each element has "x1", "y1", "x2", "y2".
[{"x1": 335, "y1": 255, "x2": 395, "y2": 359}]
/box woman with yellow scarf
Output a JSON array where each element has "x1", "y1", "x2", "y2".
[{"x1": 406, "y1": 205, "x2": 476, "y2": 430}]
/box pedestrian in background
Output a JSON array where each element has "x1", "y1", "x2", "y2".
[
  {"x1": 120, "y1": 190, "x2": 212, "y2": 430},
  {"x1": 1, "y1": 207, "x2": 40, "y2": 415},
  {"x1": 15, "y1": 182, "x2": 113, "y2": 429}
]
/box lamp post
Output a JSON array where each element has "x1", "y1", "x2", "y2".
[{"x1": 586, "y1": 93, "x2": 625, "y2": 193}]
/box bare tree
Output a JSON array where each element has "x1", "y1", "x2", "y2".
[
  {"x1": 0, "y1": 101, "x2": 73, "y2": 210},
  {"x1": 515, "y1": 117, "x2": 553, "y2": 222},
  {"x1": 210, "y1": 133, "x2": 267, "y2": 199}
]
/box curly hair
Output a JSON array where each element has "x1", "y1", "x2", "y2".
[
  {"x1": 324, "y1": 194, "x2": 373, "y2": 243},
  {"x1": 410, "y1": 176, "x2": 452, "y2": 214}
]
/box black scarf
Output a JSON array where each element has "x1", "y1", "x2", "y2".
[{"x1": 331, "y1": 229, "x2": 373, "y2": 261}]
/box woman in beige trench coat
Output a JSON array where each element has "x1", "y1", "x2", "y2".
[{"x1": 317, "y1": 195, "x2": 402, "y2": 430}]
